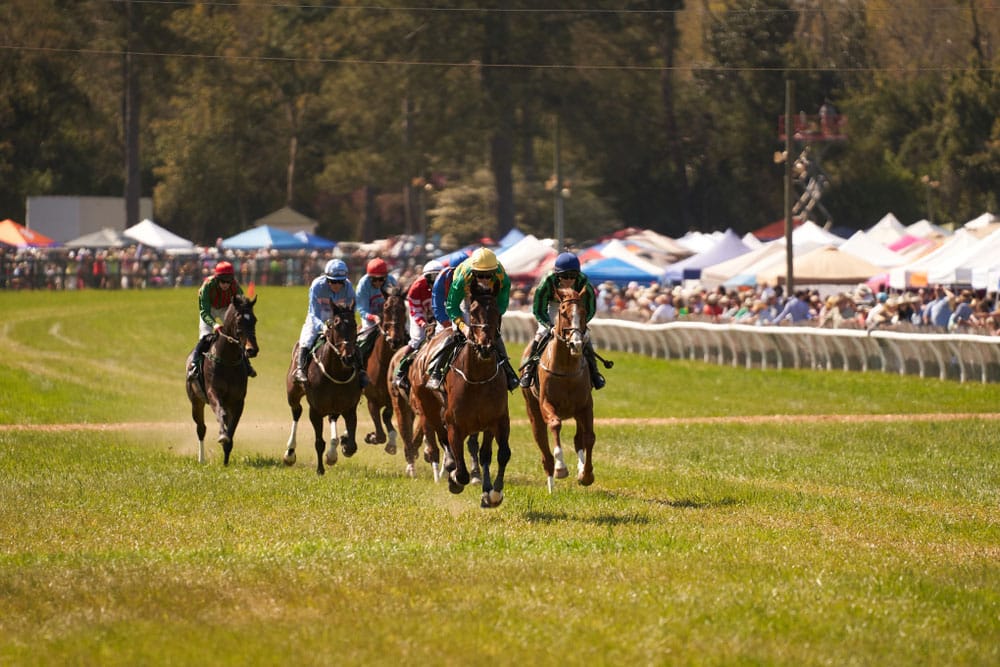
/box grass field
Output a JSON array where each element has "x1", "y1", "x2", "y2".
[{"x1": 1, "y1": 287, "x2": 998, "y2": 665}]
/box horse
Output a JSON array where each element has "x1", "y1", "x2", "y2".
[
  {"x1": 284, "y1": 304, "x2": 363, "y2": 475},
  {"x1": 389, "y1": 326, "x2": 482, "y2": 482},
  {"x1": 185, "y1": 293, "x2": 259, "y2": 466},
  {"x1": 414, "y1": 285, "x2": 510, "y2": 506},
  {"x1": 362, "y1": 287, "x2": 408, "y2": 453},
  {"x1": 520, "y1": 286, "x2": 596, "y2": 491}
]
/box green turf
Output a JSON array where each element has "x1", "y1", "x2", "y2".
[{"x1": 1, "y1": 288, "x2": 997, "y2": 665}]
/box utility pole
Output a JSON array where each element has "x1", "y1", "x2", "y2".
[
  {"x1": 123, "y1": 0, "x2": 141, "y2": 227},
  {"x1": 784, "y1": 79, "x2": 794, "y2": 294},
  {"x1": 553, "y1": 115, "x2": 565, "y2": 252}
]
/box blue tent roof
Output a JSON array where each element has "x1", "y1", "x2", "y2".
[
  {"x1": 581, "y1": 256, "x2": 660, "y2": 286},
  {"x1": 294, "y1": 230, "x2": 337, "y2": 249},
  {"x1": 221, "y1": 225, "x2": 309, "y2": 250}
]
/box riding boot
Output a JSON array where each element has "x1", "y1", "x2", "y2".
[
  {"x1": 425, "y1": 336, "x2": 454, "y2": 390},
  {"x1": 294, "y1": 345, "x2": 311, "y2": 384},
  {"x1": 519, "y1": 338, "x2": 540, "y2": 388},
  {"x1": 393, "y1": 349, "x2": 415, "y2": 391},
  {"x1": 584, "y1": 342, "x2": 606, "y2": 390},
  {"x1": 354, "y1": 349, "x2": 370, "y2": 388},
  {"x1": 187, "y1": 336, "x2": 211, "y2": 380}
]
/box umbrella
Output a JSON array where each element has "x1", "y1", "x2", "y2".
[
  {"x1": 0, "y1": 219, "x2": 57, "y2": 248},
  {"x1": 221, "y1": 225, "x2": 309, "y2": 250},
  {"x1": 293, "y1": 230, "x2": 337, "y2": 249}
]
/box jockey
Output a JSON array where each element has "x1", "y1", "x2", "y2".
[
  {"x1": 425, "y1": 247, "x2": 519, "y2": 392},
  {"x1": 520, "y1": 251, "x2": 604, "y2": 390},
  {"x1": 355, "y1": 257, "x2": 399, "y2": 369},
  {"x1": 392, "y1": 259, "x2": 443, "y2": 392},
  {"x1": 293, "y1": 258, "x2": 368, "y2": 387},
  {"x1": 187, "y1": 260, "x2": 256, "y2": 381}
]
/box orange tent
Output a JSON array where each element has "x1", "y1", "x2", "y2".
[{"x1": 0, "y1": 219, "x2": 56, "y2": 248}]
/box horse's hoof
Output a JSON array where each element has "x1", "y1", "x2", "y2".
[
  {"x1": 405, "y1": 464, "x2": 416, "y2": 478},
  {"x1": 384, "y1": 442, "x2": 396, "y2": 455},
  {"x1": 365, "y1": 433, "x2": 384, "y2": 445},
  {"x1": 555, "y1": 466, "x2": 570, "y2": 479},
  {"x1": 282, "y1": 449, "x2": 296, "y2": 466},
  {"x1": 324, "y1": 450, "x2": 338, "y2": 466},
  {"x1": 341, "y1": 443, "x2": 357, "y2": 458},
  {"x1": 481, "y1": 490, "x2": 503, "y2": 508},
  {"x1": 577, "y1": 472, "x2": 594, "y2": 486},
  {"x1": 470, "y1": 474, "x2": 482, "y2": 486},
  {"x1": 218, "y1": 435, "x2": 231, "y2": 446},
  {"x1": 448, "y1": 478, "x2": 464, "y2": 495},
  {"x1": 316, "y1": 467, "x2": 325, "y2": 476}
]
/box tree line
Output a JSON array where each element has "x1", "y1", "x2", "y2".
[{"x1": 1, "y1": 0, "x2": 997, "y2": 248}]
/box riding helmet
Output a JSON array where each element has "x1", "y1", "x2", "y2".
[
  {"x1": 324, "y1": 259, "x2": 348, "y2": 280},
  {"x1": 214, "y1": 261, "x2": 235, "y2": 276},
  {"x1": 366, "y1": 258, "x2": 389, "y2": 277},
  {"x1": 554, "y1": 252, "x2": 580, "y2": 274},
  {"x1": 468, "y1": 247, "x2": 498, "y2": 272},
  {"x1": 422, "y1": 259, "x2": 444, "y2": 277}
]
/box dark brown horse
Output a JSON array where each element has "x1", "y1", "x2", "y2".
[
  {"x1": 185, "y1": 293, "x2": 259, "y2": 465},
  {"x1": 415, "y1": 286, "x2": 511, "y2": 506},
  {"x1": 390, "y1": 326, "x2": 482, "y2": 481},
  {"x1": 362, "y1": 287, "x2": 408, "y2": 453},
  {"x1": 284, "y1": 305, "x2": 362, "y2": 475},
  {"x1": 521, "y1": 286, "x2": 596, "y2": 491}
]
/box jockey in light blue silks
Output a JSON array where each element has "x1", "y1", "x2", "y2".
[
  {"x1": 519, "y1": 251, "x2": 604, "y2": 390},
  {"x1": 354, "y1": 257, "x2": 399, "y2": 369},
  {"x1": 293, "y1": 258, "x2": 368, "y2": 387}
]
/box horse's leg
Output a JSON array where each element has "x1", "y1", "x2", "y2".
[
  {"x1": 341, "y1": 408, "x2": 359, "y2": 457},
  {"x1": 524, "y1": 391, "x2": 557, "y2": 491},
  {"x1": 477, "y1": 432, "x2": 494, "y2": 508},
  {"x1": 190, "y1": 396, "x2": 207, "y2": 464},
  {"x1": 364, "y1": 394, "x2": 385, "y2": 445},
  {"x1": 445, "y1": 424, "x2": 470, "y2": 494},
  {"x1": 381, "y1": 403, "x2": 397, "y2": 455},
  {"x1": 482, "y1": 421, "x2": 510, "y2": 508},
  {"x1": 222, "y1": 401, "x2": 244, "y2": 466},
  {"x1": 575, "y1": 407, "x2": 596, "y2": 486},
  {"x1": 325, "y1": 416, "x2": 340, "y2": 465},
  {"x1": 467, "y1": 433, "x2": 482, "y2": 485},
  {"x1": 309, "y1": 406, "x2": 326, "y2": 475},
  {"x1": 285, "y1": 396, "x2": 302, "y2": 465},
  {"x1": 395, "y1": 397, "x2": 417, "y2": 477},
  {"x1": 548, "y1": 415, "x2": 569, "y2": 480}
]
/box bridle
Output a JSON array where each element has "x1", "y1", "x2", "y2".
[
  {"x1": 313, "y1": 312, "x2": 357, "y2": 384},
  {"x1": 553, "y1": 292, "x2": 585, "y2": 352}
]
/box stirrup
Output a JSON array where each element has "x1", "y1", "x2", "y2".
[
  {"x1": 425, "y1": 373, "x2": 443, "y2": 390},
  {"x1": 187, "y1": 364, "x2": 199, "y2": 381},
  {"x1": 518, "y1": 371, "x2": 533, "y2": 388},
  {"x1": 592, "y1": 373, "x2": 606, "y2": 390},
  {"x1": 293, "y1": 368, "x2": 307, "y2": 384}
]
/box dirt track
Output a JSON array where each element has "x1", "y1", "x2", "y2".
[{"x1": 4, "y1": 412, "x2": 1000, "y2": 432}]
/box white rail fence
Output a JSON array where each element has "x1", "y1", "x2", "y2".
[{"x1": 502, "y1": 312, "x2": 1000, "y2": 384}]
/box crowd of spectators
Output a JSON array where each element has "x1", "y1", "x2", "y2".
[{"x1": 5, "y1": 244, "x2": 1000, "y2": 336}]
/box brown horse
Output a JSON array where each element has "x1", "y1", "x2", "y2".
[
  {"x1": 284, "y1": 305, "x2": 362, "y2": 475},
  {"x1": 390, "y1": 327, "x2": 482, "y2": 481},
  {"x1": 185, "y1": 293, "x2": 259, "y2": 465},
  {"x1": 520, "y1": 286, "x2": 596, "y2": 491},
  {"x1": 362, "y1": 287, "x2": 408, "y2": 452},
  {"x1": 415, "y1": 286, "x2": 511, "y2": 506}
]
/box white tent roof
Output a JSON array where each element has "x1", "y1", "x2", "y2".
[
  {"x1": 865, "y1": 212, "x2": 908, "y2": 245},
  {"x1": 496, "y1": 234, "x2": 555, "y2": 278},
  {"x1": 792, "y1": 220, "x2": 845, "y2": 247},
  {"x1": 674, "y1": 230, "x2": 723, "y2": 254},
  {"x1": 927, "y1": 225, "x2": 1000, "y2": 288},
  {"x1": 906, "y1": 219, "x2": 951, "y2": 238},
  {"x1": 700, "y1": 241, "x2": 785, "y2": 290},
  {"x1": 886, "y1": 228, "x2": 981, "y2": 288},
  {"x1": 124, "y1": 218, "x2": 195, "y2": 251},
  {"x1": 838, "y1": 230, "x2": 906, "y2": 269},
  {"x1": 597, "y1": 239, "x2": 670, "y2": 275},
  {"x1": 963, "y1": 212, "x2": 997, "y2": 230},
  {"x1": 757, "y1": 245, "x2": 883, "y2": 286}
]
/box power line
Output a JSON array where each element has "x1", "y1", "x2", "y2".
[{"x1": 1, "y1": 43, "x2": 992, "y2": 74}]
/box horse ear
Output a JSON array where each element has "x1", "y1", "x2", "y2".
[{"x1": 246, "y1": 281, "x2": 256, "y2": 299}]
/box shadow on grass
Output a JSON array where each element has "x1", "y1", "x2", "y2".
[
  {"x1": 241, "y1": 454, "x2": 284, "y2": 468},
  {"x1": 524, "y1": 510, "x2": 651, "y2": 526}
]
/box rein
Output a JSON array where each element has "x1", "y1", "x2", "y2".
[{"x1": 313, "y1": 349, "x2": 358, "y2": 385}]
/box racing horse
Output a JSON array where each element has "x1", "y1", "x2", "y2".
[
  {"x1": 284, "y1": 304, "x2": 362, "y2": 475},
  {"x1": 185, "y1": 292, "x2": 259, "y2": 465},
  {"x1": 389, "y1": 326, "x2": 482, "y2": 482},
  {"x1": 520, "y1": 286, "x2": 596, "y2": 491},
  {"x1": 362, "y1": 287, "x2": 408, "y2": 453},
  {"x1": 416, "y1": 284, "x2": 511, "y2": 506}
]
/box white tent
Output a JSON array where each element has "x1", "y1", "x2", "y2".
[
  {"x1": 791, "y1": 220, "x2": 845, "y2": 247},
  {"x1": 597, "y1": 239, "x2": 670, "y2": 275},
  {"x1": 906, "y1": 219, "x2": 951, "y2": 238},
  {"x1": 865, "y1": 212, "x2": 908, "y2": 245},
  {"x1": 927, "y1": 225, "x2": 1000, "y2": 288},
  {"x1": 496, "y1": 234, "x2": 555, "y2": 280},
  {"x1": 838, "y1": 230, "x2": 905, "y2": 269},
  {"x1": 886, "y1": 228, "x2": 981, "y2": 288},
  {"x1": 756, "y1": 245, "x2": 883, "y2": 287},
  {"x1": 963, "y1": 212, "x2": 997, "y2": 230},
  {"x1": 124, "y1": 218, "x2": 196, "y2": 251}
]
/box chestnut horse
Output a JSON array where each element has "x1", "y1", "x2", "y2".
[
  {"x1": 362, "y1": 287, "x2": 408, "y2": 453},
  {"x1": 415, "y1": 286, "x2": 511, "y2": 506},
  {"x1": 389, "y1": 327, "x2": 482, "y2": 481},
  {"x1": 284, "y1": 305, "x2": 362, "y2": 475},
  {"x1": 186, "y1": 293, "x2": 259, "y2": 465},
  {"x1": 520, "y1": 287, "x2": 596, "y2": 491}
]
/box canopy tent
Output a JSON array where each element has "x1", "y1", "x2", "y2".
[
  {"x1": 591, "y1": 239, "x2": 671, "y2": 275},
  {"x1": 64, "y1": 227, "x2": 129, "y2": 249},
  {"x1": 674, "y1": 230, "x2": 723, "y2": 254},
  {"x1": 790, "y1": 220, "x2": 846, "y2": 247},
  {"x1": 497, "y1": 234, "x2": 555, "y2": 282},
  {"x1": 294, "y1": 230, "x2": 337, "y2": 249},
  {"x1": 581, "y1": 256, "x2": 660, "y2": 287},
  {"x1": 254, "y1": 206, "x2": 318, "y2": 234},
  {"x1": 700, "y1": 242, "x2": 786, "y2": 290},
  {"x1": 963, "y1": 212, "x2": 997, "y2": 230},
  {"x1": 865, "y1": 212, "x2": 908, "y2": 245},
  {"x1": 906, "y1": 219, "x2": 951, "y2": 238},
  {"x1": 926, "y1": 225, "x2": 1000, "y2": 288},
  {"x1": 750, "y1": 217, "x2": 804, "y2": 241},
  {"x1": 837, "y1": 230, "x2": 905, "y2": 268},
  {"x1": 220, "y1": 225, "x2": 308, "y2": 250},
  {"x1": 124, "y1": 218, "x2": 196, "y2": 251},
  {"x1": 885, "y1": 228, "x2": 981, "y2": 289},
  {"x1": 662, "y1": 229, "x2": 752, "y2": 283},
  {"x1": 756, "y1": 245, "x2": 882, "y2": 286},
  {"x1": 722, "y1": 241, "x2": 826, "y2": 288},
  {"x1": 0, "y1": 219, "x2": 57, "y2": 248},
  {"x1": 621, "y1": 229, "x2": 692, "y2": 259},
  {"x1": 497, "y1": 227, "x2": 526, "y2": 249}
]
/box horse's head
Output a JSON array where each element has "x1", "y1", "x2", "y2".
[
  {"x1": 323, "y1": 305, "x2": 358, "y2": 363},
  {"x1": 555, "y1": 287, "x2": 585, "y2": 356},
  {"x1": 228, "y1": 294, "x2": 259, "y2": 358},
  {"x1": 466, "y1": 286, "x2": 500, "y2": 360},
  {"x1": 380, "y1": 287, "x2": 409, "y2": 349}
]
